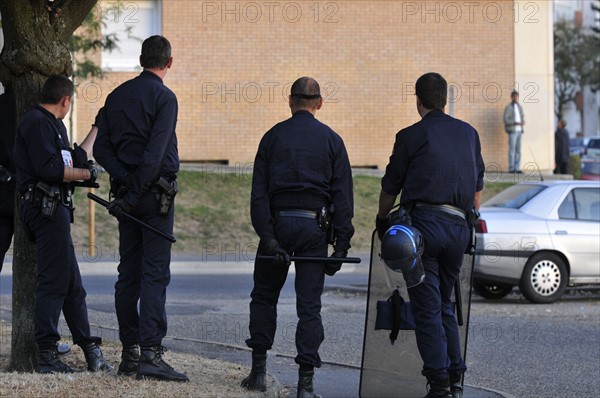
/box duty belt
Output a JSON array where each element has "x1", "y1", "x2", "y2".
[
  {"x1": 275, "y1": 209, "x2": 319, "y2": 219},
  {"x1": 414, "y1": 203, "x2": 467, "y2": 220}
]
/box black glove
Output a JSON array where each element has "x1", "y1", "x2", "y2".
[
  {"x1": 85, "y1": 160, "x2": 98, "y2": 184},
  {"x1": 375, "y1": 215, "x2": 390, "y2": 241},
  {"x1": 107, "y1": 198, "x2": 132, "y2": 221},
  {"x1": 261, "y1": 238, "x2": 291, "y2": 267},
  {"x1": 325, "y1": 250, "x2": 347, "y2": 276}
]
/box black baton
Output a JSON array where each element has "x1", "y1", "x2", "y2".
[
  {"x1": 87, "y1": 193, "x2": 176, "y2": 243},
  {"x1": 256, "y1": 255, "x2": 361, "y2": 264},
  {"x1": 455, "y1": 279, "x2": 463, "y2": 326}
]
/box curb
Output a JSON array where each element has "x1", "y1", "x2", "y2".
[{"x1": 323, "y1": 284, "x2": 368, "y2": 294}]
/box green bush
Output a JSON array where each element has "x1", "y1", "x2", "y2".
[{"x1": 569, "y1": 154, "x2": 581, "y2": 180}]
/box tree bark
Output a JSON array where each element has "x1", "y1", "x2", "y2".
[{"x1": 0, "y1": 0, "x2": 97, "y2": 371}]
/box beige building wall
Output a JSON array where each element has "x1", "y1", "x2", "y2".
[
  {"x1": 514, "y1": 0, "x2": 555, "y2": 174},
  {"x1": 74, "y1": 1, "x2": 554, "y2": 173}
]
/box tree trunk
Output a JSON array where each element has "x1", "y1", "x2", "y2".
[{"x1": 0, "y1": 0, "x2": 98, "y2": 371}]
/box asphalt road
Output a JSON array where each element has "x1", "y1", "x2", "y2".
[{"x1": 1, "y1": 261, "x2": 599, "y2": 398}]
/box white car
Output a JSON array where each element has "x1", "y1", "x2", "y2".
[
  {"x1": 582, "y1": 137, "x2": 600, "y2": 161},
  {"x1": 474, "y1": 181, "x2": 600, "y2": 303}
]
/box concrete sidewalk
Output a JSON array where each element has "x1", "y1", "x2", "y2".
[{"x1": 1, "y1": 259, "x2": 516, "y2": 397}]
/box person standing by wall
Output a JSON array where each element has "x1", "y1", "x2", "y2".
[
  {"x1": 503, "y1": 90, "x2": 525, "y2": 173},
  {"x1": 554, "y1": 119, "x2": 570, "y2": 175}
]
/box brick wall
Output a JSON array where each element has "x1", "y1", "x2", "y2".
[{"x1": 75, "y1": 0, "x2": 517, "y2": 171}]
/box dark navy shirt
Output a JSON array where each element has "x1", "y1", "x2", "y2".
[
  {"x1": 381, "y1": 111, "x2": 485, "y2": 212},
  {"x1": 554, "y1": 127, "x2": 570, "y2": 164},
  {"x1": 251, "y1": 110, "x2": 354, "y2": 251},
  {"x1": 13, "y1": 105, "x2": 87, "y2": 194},
  {"x1": 0, "y1": 87, "x2": 16, "y2": 174},
  {"x1": 94, "y1": 70, "x2": 179, "y2": 207}
]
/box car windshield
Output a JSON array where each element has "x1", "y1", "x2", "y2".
[
  {"x1": 581, "y1": 161, "x2": 600, "y2": 175},
  {"x1": 483, "y1": 184, "x2": 547, "y2": 208},
  {"x1": 588, "y1": 139, "x2": 600, "y2": 149}
]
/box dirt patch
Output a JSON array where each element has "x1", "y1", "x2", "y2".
[{"x1": 0, "y1": 321, "x2": 260, "y2": 398}]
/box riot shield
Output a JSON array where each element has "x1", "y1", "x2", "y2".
[{"x1": 359, "y1": 230, "x2": 474, "y2": 397}]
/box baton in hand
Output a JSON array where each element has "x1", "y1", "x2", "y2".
[
  {"x1": 256, "y1": 255, "x2": 361, "y2": 264},
  {"x1": 87, "y1": 193, "x2": 176, "y2": 243}
]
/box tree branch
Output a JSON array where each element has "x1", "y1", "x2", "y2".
[{"x1": 58, "y1": 0, "x2": 98, "y2": 41}]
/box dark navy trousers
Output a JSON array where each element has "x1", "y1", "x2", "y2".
[
  {"x1": 246, "y1": 217, "x2": 327, "y2": 368},
  {"x1": 407, "y1": 208, "x2": 470, "y2": 378},
  {"x1": 20, "y1": 201, "x2": 92, "y2": 349},
  {"x1": 0, "y1": 183, "x2": 14, "y2": 271},
  {"x1": 115, "y1": 191, "x2": 173, "y2": 347}
]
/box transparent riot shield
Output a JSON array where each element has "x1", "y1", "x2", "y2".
[{"x1": 359, "y1": 230, "x2": 474, "y2": 398}]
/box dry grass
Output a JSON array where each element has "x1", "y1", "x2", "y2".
[
  {"x1": 68, "y1": 171, "x2": 513, "y2": 256},
  {"x1": 0, "y1": 321, "x2": 261, "y2": 398}
]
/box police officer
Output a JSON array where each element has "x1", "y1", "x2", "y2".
[
  {"x1": 376, "y1": 73, "x2": 484, "y2": 398},
  {"x1": 94, "y1": 35, "x2": 187, "y2": 382},
  {"x1": 0, "y1": 83, "x2": 16, "y2": 271},
  {"x1": 242, "y1": 76, "x2": 354, "y2": 398},
  {"x1": 13, "y1": 74, "x2": 111, "y2": 373}
]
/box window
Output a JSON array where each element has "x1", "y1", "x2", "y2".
[
  {"x1": 558, "y1": 188, "x2": 600, "y2": 221},
  {"x1": 558, "y1": 191, "x2": 576, "y2": 219},
  {"x1": 101, "y1": 1, "x2": 161, "y2": 71},
  {"x1": 483, "y1": 184, "x2": 546, "y2": 209}
]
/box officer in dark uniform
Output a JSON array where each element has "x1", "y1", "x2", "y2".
[
  {"x1": 376, "y1": 73, "x2": 485, "y2": 398},
  {"x1": 13, "y1": 74, "x2": 111, "y2": 373},
  {"x1": 94, "y1": 35, "x2": 187, "y2": 382},
  {"x1": 0, "y1": 84, "x2": 17, "y2": 271},
  {"x1": 241, "y1": 76, "x2": 354, "y2": 398}
]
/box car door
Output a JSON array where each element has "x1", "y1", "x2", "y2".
[{"x1": 548, "y1": 187, "x2": 600, "y2": 282}]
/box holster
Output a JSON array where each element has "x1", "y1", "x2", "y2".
[
  {"x1": 465, "y1": 208, "x2": 479, "y2": 255},
  {"x1": 35, "y1": 182, "x2": 61, "y2": 219},
  {"x1": 155, "y1": 176, "x2": 178, "y2": 216},
  {"x1": 318, "y1": 204, "x2": 335, "y2": 245}
]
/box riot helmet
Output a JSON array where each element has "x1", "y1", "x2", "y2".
[{"x1": 380, "y1": 224, "x2": 425, "y2": 288}]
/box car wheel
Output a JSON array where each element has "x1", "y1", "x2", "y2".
[
  {"x1": 519, "y1": 253, "x2": 568, "y2": 304},
  {"x1": 473, "y1": 280, "x2": 514, "y2": 300}
]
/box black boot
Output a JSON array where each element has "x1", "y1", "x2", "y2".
[
  {"x1": 37, "y1": 345, "x2": 75, "y2": 374},
  {"x1": 297, "y1": 369, "x2": 322, "y2": 398},
  {"x1": 136, "y1": 346, "x2": 189, "y2": 382},
  {"x1": 82, "y1": 342, "x2": 114, "y2": 372},
  {"x1": 241, "y1": 353, "x2": 267, "y2": 391},
  {"x1": 423, "y1": 373, "x2": 450, "y2": 398},
  {"x1": 118, "y1": 344, "x2": 140, "y2": 376},
  {"x1": 449, "y1": 372, "x2": 463, "y2": 398}
]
